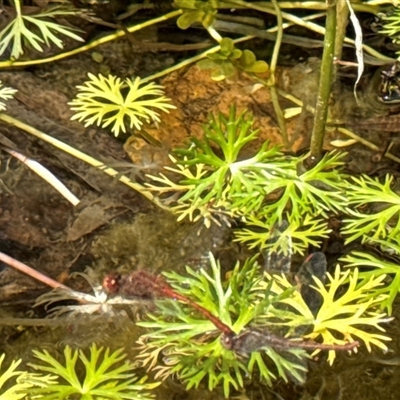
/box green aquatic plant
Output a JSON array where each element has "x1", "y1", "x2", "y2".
[
  {"x1": 69, "y1": 73, "x2": 176, "y2": 136},
  {"x1": 379, "y1": 5, "x2": 400, "y2": 51},
  {"x1": 0, "y1": 81, "x2": 17, "y2": 111},
  {"x1": 342, "y1": 174, "x2": 400, "y2": 243},
  {"x1": 339, "y1": 177, "x2": 400, "y2": 312},
  {"x1": 140, "y1": 103, "x2": 400, "y2": 319},
  {"x1": 174, "y1": 0, "x2": 219, "y2": 30},
  {"x1": 0, "y1": 353, "x2": 32, "y2": 400},
  {"x1": 197, "y1": 37, "x2": 269, "y2": 81},
  {"x1": 135, "y1": 254, "x2": 389, "y2": 398},
  {"x1": 264, "y1": 267, "x2": 391, "y2": 364},
  {"x1": 147, "y1": 106, "x2": 347, "y2": 252},
  {"x1": 235, "y1": 214, "x2": 331, "y2": 256},
  {"x1": 136, "y1": 255, "x2": 307, "y2": 397},
  {"x1": 28, "y1": 344, "x2": 157, "y2": 400},
  {"x1": 0, "y1": 0, "x2": 83, "y2": 60},
  {"x1": 342, "y1": 237, "x2": 400, "y2": 314}
]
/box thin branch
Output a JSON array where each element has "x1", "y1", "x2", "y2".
[
  {"x1": 0, "y1": 113, "x2": 170, "y2": 210},
  {"x1": 3, "y1": 147, "x2": 80, "y2": 206},
  {"x1": 0, "y1": 251, "x2": 70, "y2": 290},
  {"x1": 0, "y1": 9, "x2": 183, "y2": 68},
  {"x1": 277, "y1": 88, "x2": 400, "y2": 165}
]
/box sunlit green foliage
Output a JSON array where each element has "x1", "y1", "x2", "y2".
[
  {"x1": 0, "y1": 354, "x2": 33, "y2": 400},
  {"x1": 28, "y1": 344, "x2": 157, "y2": 400},
  {"x1": 0, "y1": 0, "x2": 83, "y2": 60},
  {"x1": 174, "y1": 0, "x2": 219, "y2": 29},
  {"x1": 0, "y1": 81, "x2": 17, "y2": 111},
  {"x1": 266, "y1": 267, "x2": 391, "y2": 364},
  {"x1": 197, "y1": 38, "x2": 269, "y2": 80},
  {"x1": 136, "y1": 254, "x2": 389, "y2": 397},
  {"x1": 147, "y1": 107, "x2": 347, "y2": 253},
  {"x1": 342, "y1": 175, "x2": 400, "y2": 243},
  {"x1": 379, "y1": 6, "x2": 400, "y2": 53},
  {"x1": 136, "y1": 255, "x2": 307, "y2": 397},
  {"x1": 342, "y1": 237, "x2": 400, "y2": 314},
  {"x1": 69, "y1": 74, "x2": 176, "y2": 136}
]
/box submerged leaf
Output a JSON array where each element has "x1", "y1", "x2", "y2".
[
  {"x1": 29, "y1": 344, "x2": 157, "y2": 399},
  {"x1": 69, "y1": 74, "x2": 176, "y2": 136}
]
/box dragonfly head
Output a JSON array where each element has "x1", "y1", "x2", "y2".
[
  {"x1": 220, "y1": 332, "x2": 236, "y2": 350},
  {"x1": 102, "y1": 272, "x2": 123, "y2": 294}
]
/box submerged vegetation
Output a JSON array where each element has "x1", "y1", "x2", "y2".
[
  {"x1": 0, "y1": 345, "x2": 157, "y2": 400},
  {"x1": 2, "y1": 0, "x2": 400, "y2": 398},
  {"x1": 134, "y1": 255, "x2": 390, "y2": 396}
]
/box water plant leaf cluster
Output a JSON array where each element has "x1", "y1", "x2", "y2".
[
  {"x1": 0, "y1": 353, "x2": 33, "y2": 400},
  {"x1": 68, "y1": 73, "x2": 176, "y2": 136},
  {"x1": 146, "y1": 106, "x2": 347, "y2": 253},
  {"x1": 261, "y1": 267, "x2": 391, "y2": 364},
  {"x1": 2, "y1": 1, "x2": 400, "y2": 398},
  {"x1": 136, "y1": 255, "x2": 308, "y2": 397},
  {"x1": 197, "y1": 37, "x2": 269, "y2": 80},
  {"x1": 0, "y1": 81, "x2": 17, "y2": 111},
  {"x1": 379, "y1": 5, "x2": 400, "y2": 54},
  {"x1": 0, "y1": 0, "x2": 84, "y2": 60},
  {"x1": 0, "y1": 345, "x2": 157, "y2": 400},
  {"x1": 342, "y1": 238, "x2": 400, "y2": 314},
  {"x1": 135, "y1": 254, "x2": 390, "y2": 397},
  {"x1": 342, "y1": 174, "x2": 400, "y2": 243},
  {"x1": 174, "y1": 0, "x2": 219, "y2": 29}
]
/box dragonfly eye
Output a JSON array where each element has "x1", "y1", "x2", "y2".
[
  {"x1": 102, "y1": 273, "x2": 122, "y2": 294},
  {"x1": 220, "y1": 333, "x2": 234, "y2": 350}
]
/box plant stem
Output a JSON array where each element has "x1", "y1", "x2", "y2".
[
  {"x1": 309, "y1": 0, "x2": 337, "y2": 165},
  {"x1": 268, "y1": 0, "x2": 289, "y2": 149},
  {"x1": 0, "y1": 9, "x2": 183, "y2": 68},
  {"x1": 0, "y1": 113, "x2": 170, "y2": 210},
  {"x1": 277, "y1": 87, "x2": 400, "y2": 165},
  {"x1": 226, "y1": 0, "x2": 392, "y2": 62},
  {"x1": 0, "y1": 251, "x2": 70, "y2": 290},
  {"x1": 105, "y1": 270, "x2": 235, "y2": 335},
  {"x1": 334, "y1": 1, "x2": 349, "y2": 62},
  {"x1": 13, "y1": 0, "x2": 21, "y2": 16}
]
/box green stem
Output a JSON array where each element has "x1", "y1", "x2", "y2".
[
  {"x1": 309, "y1": 0, "x2": 337, "y2": 164},
  {"x1": 220, "y1": 1, "x2": 376, "y2": 13},
  {"x1": 276, "y1": 87, "x2": 400, "y2": 165},
  {"x1": 334, "y1": 1, "x2": 349, "y2": 62},
  {"x1": 142, "y1": 35, "x2": 254, "y2": 83},
  {"x1": 0, "y1": 9, "x2": 182, "y2": 68},
  {"x1": 13, "y1": 0, "x2": 22, "y2": 16},
  {"x1": 226, "y1": 0, "x2": 392, "y2": 62},
  {"x1": 268, "y1": 0, "x2": 289, "y2": 149}
]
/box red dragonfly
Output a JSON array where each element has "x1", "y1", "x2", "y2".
[{"x1": 103, "y1": 266, "x2": 359, "y2": 355}]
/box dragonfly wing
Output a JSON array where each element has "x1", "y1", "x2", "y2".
[
  {"x1": 263, "y1": 220, "x2": 292, "y2": 274},
  {"x1": 222, "y1": 330, "x2": 309, "y2": 384},
  {"x1": 296, "y1": 252, "x2": 327, "y2": 315}
]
